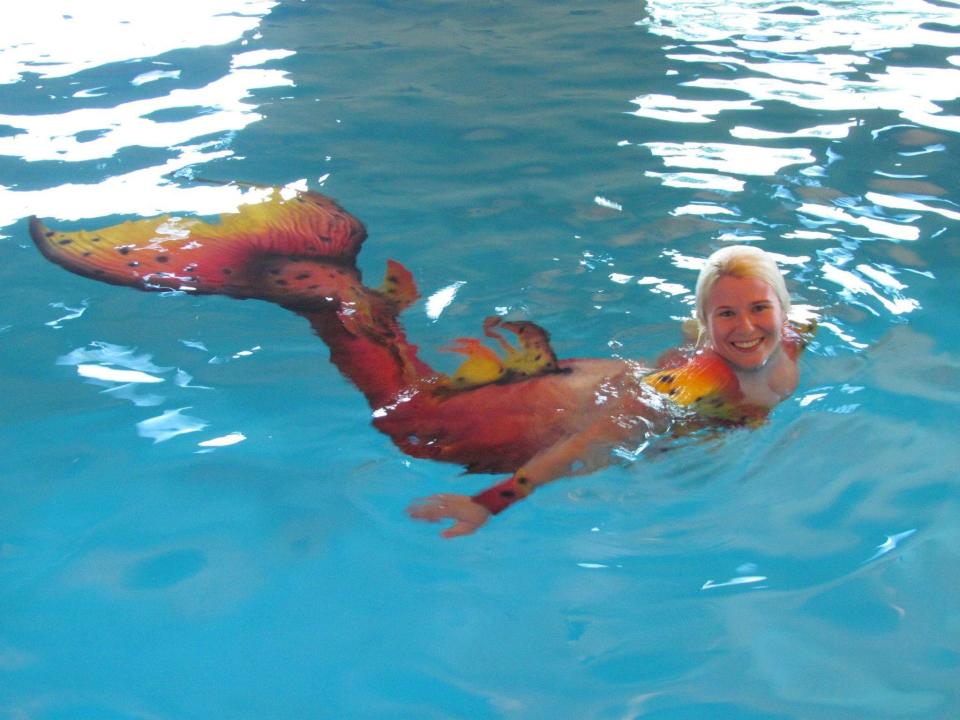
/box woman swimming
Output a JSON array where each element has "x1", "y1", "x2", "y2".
[
  {"x1": 409, "y1": 244, "x2": 810, "y2": 536},
  {"x1": 30, "y1": 186, "x2": 812, "y2": 537}
]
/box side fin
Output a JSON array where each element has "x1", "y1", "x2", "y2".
[
  {"x1": 441, "y1": 338, "x2": 506, "y2": 388},
  {"x1": 482, "y1": 317, "x2": 560, "y2": 377},
  {"x1": 29, "y1": 188, "x2": 367, "y2": 298},
  {"x1": 437, "y1": 317, "x2": 563, "y2": 391}
]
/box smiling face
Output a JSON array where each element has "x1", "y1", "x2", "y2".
[{"x1": 704, "y1": 274, "x2": 786, "y2": 371}]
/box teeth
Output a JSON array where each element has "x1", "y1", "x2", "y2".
[{"x1": 733, "y1": 339, "x2": 761, "y2": 350}]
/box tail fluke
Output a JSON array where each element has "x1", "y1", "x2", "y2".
[{"x1": 29, "y1": 188, "x2": 367, "y2": 302}]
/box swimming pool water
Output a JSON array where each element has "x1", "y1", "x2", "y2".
[{"x1": 2, "y1": 1, "x2": 959, "y2": 718}]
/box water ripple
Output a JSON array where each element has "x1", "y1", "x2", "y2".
[
  {"x1": 0, "y1": 0, "x2": 291, "y2": 224},
  {"x1": 0, "y1": 0, "x2": 276, "y2": 83}
]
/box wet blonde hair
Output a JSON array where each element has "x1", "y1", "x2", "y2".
[{"x1": 694, "y1": 245, "x2": 790, "y2": 341}]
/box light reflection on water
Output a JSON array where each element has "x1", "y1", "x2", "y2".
[
  {"x1": 0, "y1": 1, "x2": 277, "y2": 83},
  {"x1": 0, "y1": 0, "x2": 289, "y2": 223},
  {"x1": 623, "y1": 0, "x2": 960, "y2": 361},
  {"x1": 639, "y1": 0, "x2": 960, "y2": 135},
  {"x1": 1, "y1": 1, "x2": 960, "y2": 719}
]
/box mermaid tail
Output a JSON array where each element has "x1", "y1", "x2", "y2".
[
  {"x1": 30, "y1": 185, "x2": 771, "y2": 483},
  {"x1": 30, "y1": 188, "x2": 367, "y2": 301},
  {"x1": 30, "y1": 187, "x2": 434, "y2": 406}
]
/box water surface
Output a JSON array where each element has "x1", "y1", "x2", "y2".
[{"x1": 1, "y1": 2, "x2": 959, "y2": 719}]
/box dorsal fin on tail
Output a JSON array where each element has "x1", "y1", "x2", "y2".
[{"x1": 378, "y1": 259, "x2": 419, "y2": 311}]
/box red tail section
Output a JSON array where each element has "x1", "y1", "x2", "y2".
[
  {"x1": 31, "y1": 187, "x2": 435, "y2": 407},
  {"x1": 30, "y1": 188, "x2": 366, "y2": 300}
]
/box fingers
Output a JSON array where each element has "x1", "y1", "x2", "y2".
[
  {"x1": 441, "y1": 520, "x2": 479, "y2": 539},
  {"x1": 406, "y1": 494, "x2": 488, "y2": 539},
  {"x1": 406, "y1": 494, "x2": 453, "y2": 522}
]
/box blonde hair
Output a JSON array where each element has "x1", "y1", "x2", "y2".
[{"x1": 694, "y1": 245, "x2": 790, "y2": 339}]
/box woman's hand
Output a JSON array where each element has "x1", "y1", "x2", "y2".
[{"x1": 407, "y1": 493, "x2": 491, "y2": 538}]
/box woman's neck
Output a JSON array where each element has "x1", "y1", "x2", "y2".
[{"x1": 731, "y1": 343, "x2": 798, "y2": 408}]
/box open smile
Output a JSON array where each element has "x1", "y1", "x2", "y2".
[{"x1": 731, "y1": 338, "x2": 763, "y2": 351}]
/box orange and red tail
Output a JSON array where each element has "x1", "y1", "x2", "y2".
[
  {"x1": 30, "y1": 187, "x2": 367, "y2": 303},
  {"x1": 30, "y1": 186, "x2": 435, "y2": 406}
]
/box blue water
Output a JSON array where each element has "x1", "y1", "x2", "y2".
[{"x1": 2, "y1": 1, "x2": 959, "y2": 718}]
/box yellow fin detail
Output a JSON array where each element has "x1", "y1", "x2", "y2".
[
  {"x1": 437, "y1": 317, "x2": 562, "y2": 391},
  {"x1": 482, "y1": 317, "x2": 560, "y2": 377},
  {"x1": 442, "y1": 338, "x2": 506, "y2": 388}
]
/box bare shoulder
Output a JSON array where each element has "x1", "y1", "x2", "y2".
[{"x1": 735, "y1": 350, "x2": 799, "y2": 408}]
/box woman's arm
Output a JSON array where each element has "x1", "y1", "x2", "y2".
[{"x1": 407, "y1": 413, "x2": 635, "y2": 537}]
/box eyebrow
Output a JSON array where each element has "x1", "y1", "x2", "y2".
[{"x1": 713, "y1": 299, "x2": 774, "y2": 310}]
